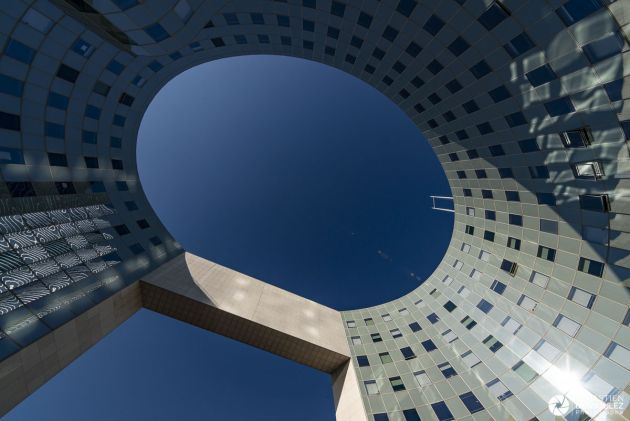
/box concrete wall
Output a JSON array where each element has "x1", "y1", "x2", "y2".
[{"x1": 0, "y1": 253, "x2": 369, "y2": 420}]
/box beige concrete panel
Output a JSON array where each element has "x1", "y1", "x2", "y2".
[
  {"x1": 142, "y1": 252, "x2": 351, "y2": 359},
  {"x1": 332, "y1": 360, "x2": 369, "y2": 421},
  {"x1": 0, "y1": 282, "x2": 142, "y2": 418}
]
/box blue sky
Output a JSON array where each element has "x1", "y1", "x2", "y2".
[{"x1": 5, "y1": 56, "x2": 452, "y2": 420}]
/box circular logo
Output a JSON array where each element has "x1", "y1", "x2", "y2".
[{"x1": 548, "y1": 395, "x2": 570, "y2": 415}]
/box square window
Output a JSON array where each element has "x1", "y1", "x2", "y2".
[
  {"x1": 557, "y1": 0, "x2": 604, "y2": 26},
  {"x1": 478, "y1": 1, "x2": 510, "y2": 30},
  {"x1": 462, "y1": 100, "x2": 479, "y2": 113},
  {"x1": 400, "y1": 346, "x2": 416, "y2": 359},
  {"x1": 491, "y1": 280, "x2": 506, "y2": 294},
  {"x1": 460, "y1": 392, "x2": 484, "y2": 414},
  {"x1": 423, "y1": 15, "x2": 444, "y2": 35},
  {"x1": 448, "y1": 37, "x2": 469, "y2": 56},
  {"x1": 357, "y1": 12, "x2": 372, "y2": 28},
  {"x1": 568, "y1": 287, "x2": 595, "y2": 308},
  {"x1": 477, "y1": 299, "x2": 493, "y2": 313},
  {"x1": 357, "y1": 355, "x2": 369, "y2": 367},
  {"x1": 504, "y1": 32, "x2": 534, "y2": 58},
  {"x1": 489, "y1": 85, "x2": 511, "y2": 102},
  {"x1": 406, "y1": 42, "x2": 421, "y2": 57},
  {"x1": 526, "y1": 64, "x2": 557, "y2": 87},
  {"x1": 553, "y1": 314, "x2": 581, "y2": 337},
  {"x1": 578, "y1": 257, "x2": 604, "y2": 277},
  {"x1": 470, "y1": 61, "x2": 491, "y2": 79},
  {"x1": 519, "y1": 138, "x2": 539, "y2": 152},
  {"x1": 583, "y1": 32, "x2": 625, "y2": 64},
  {"x1": 389, "y1": 376, "x2": 405, "y2": 391},
  {"x1": 579, "y1": 194, "x2": 610, "y2": 212},
  {"x1": 422, "y1": 339, "x2": 437, "y2": 352},
  {"x1": 545, "y1": 97, "x2": 575, "y2": 117},
  {"x1": 409, "y1": 322, "x2": 421, "y2": 332},
  {"x1": 382, "y1": 26, "x2": 399, "y2": 42},
  {"x1": 364, "y1": 380, "x2": 379, "y2": 395},
  {"x1": 396, "y1": 0, "x2": 417, "y2": 17},
  {"x1": 403, "y1": 409, "x2": 421, "y2": 421},
  {"x1": 537, "y1": 246, "x2": 556, "y2": 262}
]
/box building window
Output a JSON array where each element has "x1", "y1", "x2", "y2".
[
  {"x1": 487, "y1": 378, "x2": 512, "y2": 400},
  {"x1": 477, "y1": 299, "x2": 494, "y2": 314},
  {"x1": 519, "y1": 138, "x2": 539, "y2": 152},
  {"x1": 346, "y1": 320, "x2": 356, "y2": 328},
  {"x1": 465, "y1": 225, "x2": 474, "y2": 235},
  {"x1": 518, "y1": 294, "x2": 537, "y2": 311},
  {"x1": 423, "y1": 15, "x2": 445, "y2": 35},
  {"x1": 48, "y1": 153, "x2": 68, "y2": 167},
  {"x1": 604, "y1": 342, "x2": 630, "y2": 370},
  {"x1": 530, "y1": 271, "x2": 550, "y2": 288},
  {"x1": 402, "y1": 409, "x2": 421, "y2": 421},
  {"x1": 505, "y1": 191, "x2": 520, "y2": 201},
  {"x1": 512, "y1": 361, "x2": 538, "y2": 382},
  {"x1": 431, "y1": 401, "x2": 454, "y2": 421},
  {"x1": 500, "y1": 259, "x2": 517, "y2": 276},
  {"x1": 568, "y1": 287, "x2": 595, "y2": 308},
  {"x1": 382, "y1": 313, "x2": 392, "y2": 322},
  {"x1": 427, "y1": 313, "x2": 439, "y2": 324},
  {"x1": 526, "y1": 64, "x2": 557, "y2": 87},
  {"x1": 351, "y1": 336, "x2": 362, "y2": 345},
  {"x1": 583, "y1": 31, "x2": 625, "y2": 64},
  {"x1": 442, "y1": 329, "x2": 457, "y2": 343},
  {"x1": 438, "y1": 362, "x2": 457, "y2": 378},
  {"x1": 357, "y1": 355, "x2": 369, "y2": 367},
  {"x1": 422, "y1": 340, "x2": 437, "y2": 352},
  {"x1": 537, "y1": 245, "x2": 556, "y2": 261},
  {"x1": 504, "y1": 32, "x2": 534, "y2": 57},
  {"x1": 483, "y1": 335, "x2": 503, "y2": 352},
  {"x1": 461, "y1": 350, "x2": 481, "y2": 368},
  {"x1": 389, "y1": 376, "x2": 405, "y2": 391},
  {"x1": 461, "y1": 316, "x2": 477, "y2": 330},
  {"x1": 379, "y1": 352, "x2": 392, "y2": 364},
  {"x1": 390, "y1": 328, "x2": 402, "y2": 338},
  {"x1": 509, "y1": 214, "x2": 522, "y2": 226},
  {"x1": 364, "y1": 380, "x2": 379, "y2": 395},
  {"x1": 553, "y1": 314, "x2": 581, "y2": 337},
  {"x1": 443, "y1": 301, "x2": 456, "y2": 312},
  {"x1": 545, "y1": 97, "x2": 575, "y2": 116},
  {"x1": 572, "y1": 161, "x2": 604, "y2": 179},
  {"x1": 491, "y1": 280, "x2": 506, "y2": 294},
  {"x1": 409, "y1": 322, "x2": 421, "y2": 332},
  {"x1": 364, "y1": 318, "x2": 374, "y2": 326},
  {"x1": 501, "y1": 316, "x2": 522, "y2": 334},
  {"x1": 540, "y1": 219, "x2": 558, "y2": 234},
  {"x1": 579, "y1": 194, "x2": 610, "y2": 212},
  {"x1": 413, "y1": 371, "x2": 430, "y2": 386},
  {"x1": 578, "y1": 257, "x2": 604, "y2": 277},
  {"x1": 460, "y1": 392, "x2": 484, "y2": 414},
  {"x1": 483, "y1": 230, "x2": 494, "y2": 242},
  {"x1": 478, "y1": 1, "x2": 510, "y2": 30},
  {"x1": 84, "y1": 157, "x2": 99, "y2": 168},
  {"x1": 529, "y1": 165, "x2": 550, "y2": 179},
  {"x1": 400, "y1": 346, "x2": 416, "y2": 359},
  {"x1": 557, "y1": 0, "x2": 605, "y2": 26},
  {"x1": 371, "y1": 333, "x2": 382, "y2": 343},
  {"x1": 507, "y1": 237, "x2": 521, "y2": 250}
]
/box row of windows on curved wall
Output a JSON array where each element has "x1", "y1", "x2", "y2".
[
  {"x1": 2, "y1": 1, "x2": 625, "y2": 180},
  {"x1": 343, "y1": 269, "x2": 629, "y2": 421}
]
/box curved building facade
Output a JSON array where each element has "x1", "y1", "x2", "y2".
[{"x1": 0, "y1": 0, "x2": 629, "y2": 420}]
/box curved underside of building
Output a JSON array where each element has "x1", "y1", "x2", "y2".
[{"x1": 0, "y1": 0, "x2": 629, "y2": 420}]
